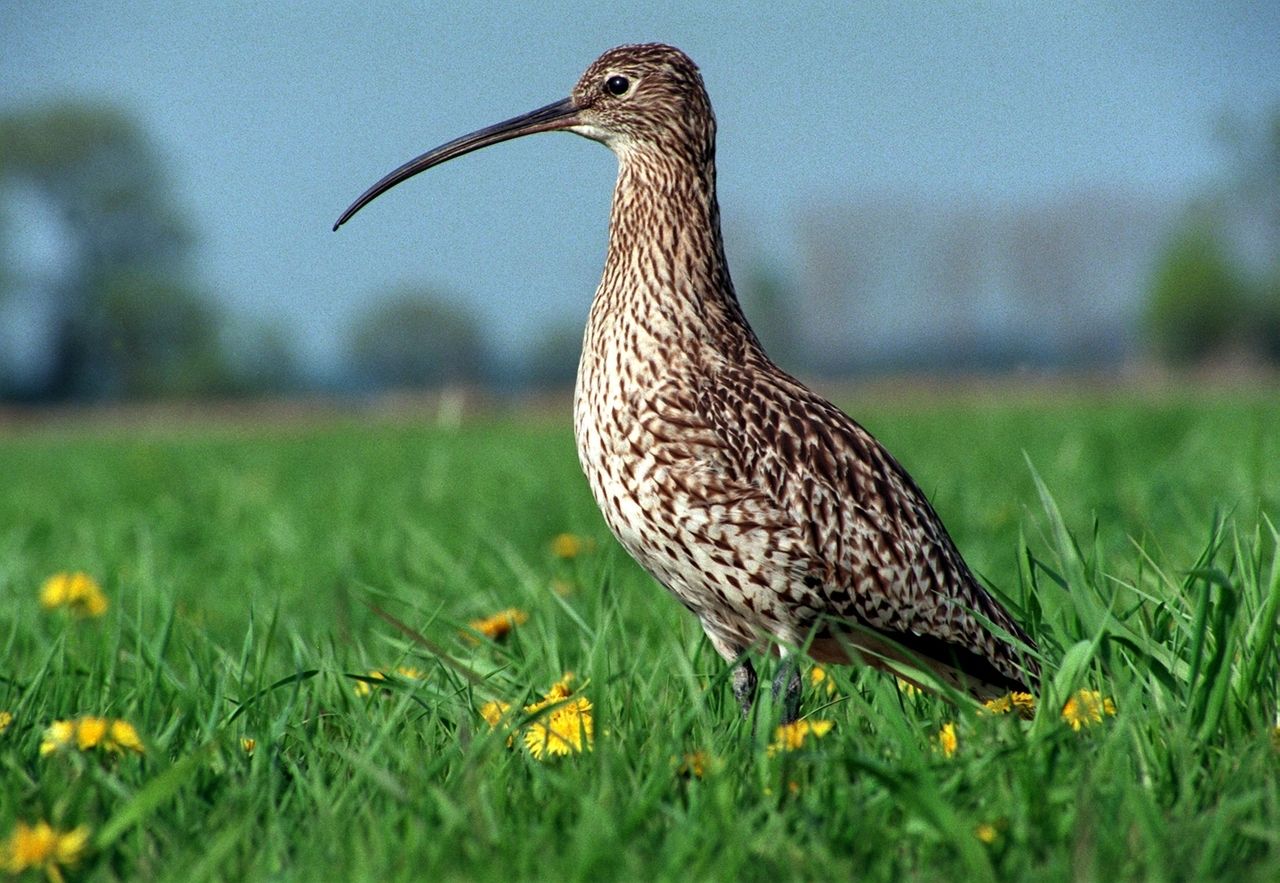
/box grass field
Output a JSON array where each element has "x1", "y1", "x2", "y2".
[{"x1": 2, "y1": 390, "x2": 1279, "y2": 881}]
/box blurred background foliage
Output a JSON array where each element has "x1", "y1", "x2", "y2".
[
  {"x1": 1145, "y1": 112, "x2": 1280, "y2": 367},
  {"x1": 1, "y1": 98, "x2": 1278, "y2": 403},
  {"x1": 347, "y1": 287, "x2": 488, "y2": 391}
]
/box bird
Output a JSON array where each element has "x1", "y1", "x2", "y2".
[{"x1": 334, "y1": 43, "x2": 1039, "y2": 722}]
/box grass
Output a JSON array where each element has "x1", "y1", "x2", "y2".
[{"x1": 2, "y1": 390, "x2": 1279, "y2": 881}]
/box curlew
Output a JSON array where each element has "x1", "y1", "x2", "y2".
[{"x1": 335, "y1": 43, "x2": 1038, "y2": 721}]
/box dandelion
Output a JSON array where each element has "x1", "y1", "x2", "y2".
[
  {"x1": 39, "y1": 572, "x2": 108, "y2": 618},
  {"x1": 895, "y1": 677, "x2": 921, "y2": 697},
  {"x1": 354, "y1": 666, "x2": 425, "y2": 696},
  {"x1": 975, "y1": 822, "x2": 998, "y2": 844},
  {"x1": 107, "y1": 719, "x2": 143, "y2": 753},
  {"x1": 353, "y1": 670, "x2": 387, "y2": 696},
  {"x1": 466, "y1": 608, "x2": 529, "y2": 642},
  {"x1": 76, "y1": 717, "x2": 108, "y2": 751},
  {"x1": 479, "y1": 700, "x2": 512, "y2": 729},
  {"x1": 677, "y1": 750, "x2": 712, "y2": 779},
  {"x1": 809, "y1": 666, "x2": 836, "y2": 696},
  {"x1": 241, "y1": 738, "x2": 256, "y2": 755},
  {"x1": 523, "y1": 697, "x2": 594, "y2": 759},
  {"x1": 982, "y1": 695, "x2": 1010, "y2": 714},
  {"x1": 1060, "y1": 690, "x2": 1116, "y2": 730},
  {"x1": 0, "y1": 711, "x2": 12, "y2": 734},
  {"x1": 936, "y1": 722, "x2": 958, "y2": 758},
  {"x1": 767, "y1": 719, "x2": 834, "y2": 756},
  {"x1": 550, "y1": 533, "x2": 593, "y2": 559},
  {"x1": 2, "y1": 820, "x2": 89, "y2": 882},
  {"x1": 480, "y1": 674, "x2": 594, "y2": 758},
  {"x1": 40, "y1": 717, "x2": 144, "y2": 756},
  {"x1": 982, "y1": 691, "x2": 1037, "y2": 719},
  {"x1": 39, "y1": 721, "x2": 74, "y2": 756},
  {"x1": 478, "y1": 699, "x2": 516, "y2": 747},
  {"x1": 525, "y1": 672, "x2": 575, "y2": 712}
]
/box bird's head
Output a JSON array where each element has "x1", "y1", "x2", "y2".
[
  {"x1": 568, "y1": 43, "x2": 714, "y2": 158},
  {"x1": 333, "y1": 43, "x2": 713, "y2": 231}
]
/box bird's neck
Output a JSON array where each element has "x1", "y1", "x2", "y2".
[{"x1": 589, "y1": 151, "x2": 761, "y2": 363}]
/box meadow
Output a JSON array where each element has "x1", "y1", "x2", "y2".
[{"x1": 2, "y1": 388, "x2": 1279, "y2": 881}]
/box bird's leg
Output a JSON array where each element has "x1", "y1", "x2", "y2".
[
  {"x1": 772, "y1": 657, "x2": 803, "y2": 724},
  {"x1": 731, "y1": 658, "x2": 758, "y2": 718},
  {"x1": 704, "y1": 625, "x2": 757, "y2": 719}
]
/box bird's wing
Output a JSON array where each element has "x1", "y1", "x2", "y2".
[{"x1": 689, "y1": 361, "x2": 1036, "y2": 692}]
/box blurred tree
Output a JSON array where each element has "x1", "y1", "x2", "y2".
[
  {"x1": 223, "y1": 319, "x2": 303, "y2": 396},
  {"x1": 1236, "y1": 110, "x2": 1280, "y2": 361},
  {"x1": 1219, "y1": 108, "x2": 1280, "y2": 247},
  {"x1": 1146, "y1": 107, "x2": 1280, "y2": 367},
  {"x1": 1144, "y1": 218, "x2": 1247, "y2": 364},
  {"x1": 348, "y1": 287, "x2": 486, "y2": 390},
  {"x1": 523, "y1": 321, "x2": 582, "y2": 390},
  {"x1": 737, "y1": 263, "x2": 802, "y2": 372},
  {"x1": 0, "y1": 100, "x2": 230, "y2": 400},
  {"x1": 96, "y1": 267, "x2": 230, "y2": 397},
  {"x1": 1258, "y1": 271, "x2": 1280, "y2": 363}
]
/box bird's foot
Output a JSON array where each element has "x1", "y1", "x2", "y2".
[
  {"x1": 732, "y1": 659, "x2": 758, "y2": 719},
  {"x1": 772, "y1": 659, "x2": 802, "y2": 724}
]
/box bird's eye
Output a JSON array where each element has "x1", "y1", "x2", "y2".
[{"x1": 604, "y1": 75, "x2": 631, "y2": 97}]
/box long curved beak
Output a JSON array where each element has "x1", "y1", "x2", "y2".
[{"x1": 333, "y1": 97, "x2": 579, "y2": 231}]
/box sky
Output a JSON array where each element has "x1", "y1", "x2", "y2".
[{"x1": 2, "y1": 1, "x2": 1278, "y2": 372}]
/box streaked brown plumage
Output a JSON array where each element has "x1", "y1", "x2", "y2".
[{"x1": 335, "y1": 43, "x2": 1039, "y2": 719}]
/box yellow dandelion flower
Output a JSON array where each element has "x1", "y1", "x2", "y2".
[
  {"x1": 466, "y1": 608, "x2": 529, "y2": 642},
  {"x1": 895, "y1": 677, "x2": 921, "y2": 697},
  {"x1": 106, "y1": 720, "x2": 144, "y2": 753},
  {"x1": 41, "y1": 717, "x2": 143, "y2": 756},
  {"x1": 39, "y1": 572, "x2": 108, "y2": 618},
  {"x1": 2, "y1": 820, "x2": 89, "y2": 880},
  {"x1": 982, "y1": 694, "x2": 1012, "y2": 714},
  {"x1": 1060, "y1": 690, "x2": 1117, "y2": 731},
  {"x1": 809, "y1": 666, "x2": 836, "y2": 696},
  {"x1": 936, "y1": 722, "x2": 958, "y2": 758},
  {"x1": 975, "y1": 822, "x2": 998, "y2": 844},
  {"x1": 40, "y1": 721, "x2": 75, "y2": 756},
  {"x1": 540, "y1": 675, "x2": 576, "y2": 701},
  {"x1": 354, "y1": 670, "x2": 387, "y2": 696},
  {"x1": 677, "y1": 750, "x2": 713, "y2": 779},
  {"x1": 479, "y1": 699, "x2": 515, "y2": 747},
  {"x1": 354, "y1": 666, "x2": 422, "y2": 695},
  {"x1": 481, "y1": 675, "x2": 590, "y2": 754},
  {"x1": 982, "y1": 691, "x2": 1037, "y2": 718},
  {"x1": 241, "y1": 738, "x2": 256, "y2": 755},
  {"x1": 0, "y1": 711, "x2": 12, "y2": 734},
  {"x1": 767, "y1": 719, "x2": 834, "y2": 756},
  {"x1": 550, "y1": 533, "x2": 593, "y2": 559},
  {"x1": 479, "y1": 700, "x2": 511, "y2": 729},
  {"x1": 523, "y1": 697, "x2": 594, "y2": 759},
  {"x1": 75, "y1": 717, "x2": 108, "y2": 751},
  {"x1": 523, "y1": 673, "x2": 580, "y2": 715}
]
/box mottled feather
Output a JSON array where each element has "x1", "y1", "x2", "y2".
[{"x1": 570, "y1": 44, "x2": 1038, "y2": 699}]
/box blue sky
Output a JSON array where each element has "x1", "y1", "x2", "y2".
[{"x1": 2, "y1": 2, "x2": 1277, "y2": 370}]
